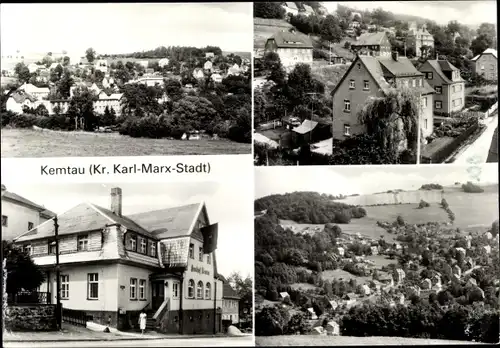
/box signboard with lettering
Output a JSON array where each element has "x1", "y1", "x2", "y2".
[{"x1": 191, "y1": 265, "x2": 210, "y2": 276}]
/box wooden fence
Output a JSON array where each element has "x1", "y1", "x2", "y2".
[{"x1": 62, "y1": 308, "x2": 93, "y2": 327}]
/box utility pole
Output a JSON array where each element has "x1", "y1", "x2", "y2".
[
  {"x1": 416, "y1": 93, "x2": 422, "y2": 165},
  {"x1": 306, "y1": 92, "x2": 318, "y2": 144},
  {"x1": 54, "y1": 216, "x2": 62, "y2": 330}
]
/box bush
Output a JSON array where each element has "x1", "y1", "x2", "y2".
[
  {"x1": 441, "y1": 198, "x2": 449, "y2": 209},
  {"x1": 396, "y1": 215, "x2": 405, "y2": 226},
  {"x1": 491, "y1": 220, "x2": 499, "y2": 237},
  {"x1": 119, "y1": 115, "x2": 174, "y2": 138},
  {"x1": 1, "y1": 110, "x2": 17, "y2": 127},
  {"x1": 420, "y1": 183, "x2": 443, "y2": 190},
  {"x1": 255, "y1": 306, "x2": 290, "y2": 336},
  {"x1": 6, "y1": 113, "x2": 38, "y2": 128},
  {"x1": 351, "y1": 207, "x2": 367, "y2": 218},
  {"x1": 335, "y1": 210, "x2": 352, "y2": 224},
  {"x1": 418, "y1": 200, "x2": 430, "y2": 209},
  {"x1": 462, "y1": 181, "x2": 485, "y2": 193}
]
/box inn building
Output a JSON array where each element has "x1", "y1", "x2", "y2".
[{"x1": 13, "y1": 187, "x2": 225, "y2": 334}]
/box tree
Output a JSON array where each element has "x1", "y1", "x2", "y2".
[
  {"x1": 85, "y1": 48, "x2": 96, "y2": 63},
  {"x1": 35, "y1": 104, "x2": 49, "y2": 117},
  {"x1": 320, "y1": 15, "x2": 343, "y2": 43},
  {"x1": 171, "y1": 96, "x2": 218, "y2": 134},
  {"x1": 254, "y1": 2, "x2": 286, "y2": 19},
  {"x1": 57, "y1": 70, "x2": 74, "y2": 98},
  {"x1": 121, "y1": 83, "x2": 163, "y2": 117},
  {"x1": 67, "y1": 87, "x2": 98, "y2": 130},
  {"x1": 62, "y1": 56, "x2": 70, "y2": 66},
  {"x1": 50, "y1": 64, "x2": 64, "y2": 83},
  {"x1": 227, "y1": 272, "x2": 253, "y2": 325},
  {"x1": 14, "y1": 63, "x2": 30, "y2": 83},
  {"x1": 3, "y1": 241, "x2": 45, "y2": 296}
]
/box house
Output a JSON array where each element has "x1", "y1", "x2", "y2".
[
  {"x1": 359, "y1": 284, "x2": 371, "y2": 296},
  {"x1": 204, "y1": 61, "x2": 213, "y2": 72},
  {"x1": 158, "y1": 58, "x2": 170, "y2": 68},
  {"x1": 94, "y1": 59, "x2": 108, "y2": 73},
  {"x1": 394, "y1": 269, "x2": 405, "y2": 285},
  {"x1": 279, "y1": 292, "x2": 290, "y2": 301},
  {"x1": 342, "y1": 293, "x2": 357, "y2": 306},
  {"x1": 132, "y1": 76, "x2": 165, "y2": 88},
  {"x1": 222, "y1": 281, "x2": 240, "y2": 326},
  {"x1": 49, "y1": 63, "x2": 61, "y2": 70},
  {"x1": 485, "y1": 231, "x2": 493, "y2": 240},
  {"x1": 210, "y1": 73, "x2": 223, "y2": 84},
  {"x1": 145, "y1": 68, "x2": 155, "y2": 75},
  {"x1": 335, "y1": 247, "x2": 345, "y2": 257},
  {"x1": 350, "y1": 32, "x2": 391, "y2": 57},
  {"x1": 12, "y1": 187, "x2": 224, "y2": 334},
  {"x1": 471, "y1": 48, "x2": 497, "y2": 81},
  {"x1": 264, "y1": 29, "x2": 313, "y2": 72},
  {"x1": 418, "y1": 60, "x2": 465, "y2": 115},
  {"x1": 328, "y1": 300, "x2": 338, "y2": 310},
  {"x1": 482, "y1": 245, "x2": 491, "y2": 254},
  {"x1": 227, "y1": 64, "x2": 241, "y2": 76},
  {"x1": 70, "y1": 82, "x2": 101, "y2": 98},
  {"x1": 18, "y1": 83, "x2": 50, "y2": 100},
  {"x1": 307, "y1": 307, "x2": 318, "y2": 320},
  {"x1": 370, "y1": 246, "x2": 378, "y2": 255},
  {"x1": 330, "y1": 53, "x2": 435, "y2": 144},
  {"x1": 406, "y1": 22, "x2": 435, "y2": 57},
  {"x1": 378, "y1": 273, "x2": 394, "y2": 287},
  {"x1": 193, "y1": 68, "x2": 205, "y2": 79},
  {"x1": 205, "y1": 52, "x2": 215, "y2": 59},
  {"x1": 5, "y1": 91, "x2": 37, "y2": 114},
  {"x1": 282, "y1": 2, "x2": 299, "y2": 16},
  {"x1": 1, "y1": 185, "x2": 55, "y2": 242},
  {"x1": 455, "y1": 247, "x2": 466, "y2": 259},
  {"x1": 349, "y1": 21, "x2": 361, "y2": 29},
  {"x1": 326, "y1": 321, "x2": 340, "y2": 336},
  {"x1": 94, "y1": 91, "x2": 123, "y2": 116},
  {"x1": 27, "y1": 63, "x2": 42, "y2": 74}
]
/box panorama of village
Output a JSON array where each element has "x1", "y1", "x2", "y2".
[
  {"x1": 0, "y1": 4, "x2": 252, "y2": 158},
  {"x1": 254, "y1": 164, "x2": 499, "y2": 345},
  {"x1": 253, "y1": 2, "x2": 498, "y2": 166}
]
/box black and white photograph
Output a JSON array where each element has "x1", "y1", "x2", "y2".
[
  {"x1": 0, "y1": 2, "x2": 252, "y2": 158},
  {"x1": 254, "y1": 163, "x2": 499, "y2": 345},
  {"x1": 2, "y1": 181, "x2": 254, "y2": 347},
  {"x1": 253, "y1": 1, "x2": 498, "y2": 166}
]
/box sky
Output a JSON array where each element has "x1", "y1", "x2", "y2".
[
  {"x1": 0, "y1": 3, "x2": 252, "y2": 57},
  {"x1": 255, "y1": 163, "x2": 499, "y2": 198},
  {"x1": 323, "y1": 1, "x2": 497, "y2": 26},
  {"x1": 4, "y1": 182, "x2": 253, "y2": 279}
]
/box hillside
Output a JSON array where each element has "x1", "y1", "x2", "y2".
[
  {"x1": 223, "y1": 51, "x2": 251, "y2": 60},
  {"x1": 254, "y1": 18, "x2": 294, "y2": 51}
]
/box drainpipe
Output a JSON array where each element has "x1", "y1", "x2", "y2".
[
  {"x1": 178, "y1": 272, "x2": 184, "y2": 334},
  {"x1": 213, "y1": 280, "x2": 217, "y2": 334}
]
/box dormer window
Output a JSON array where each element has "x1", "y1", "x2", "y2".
[
  {"x1": 130, "y1": 235, "x2": 137, "y2": 251},
  {"x1": 48, "y1": 240, "x2": 56, "y2": 254},
  {"x1": 151, "y1": 242, "x2": 156, "y2": 257},
  {"x1": 140, "y1": 238, "x2": 147, "y2": 254}
]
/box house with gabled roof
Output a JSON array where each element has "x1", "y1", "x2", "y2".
[
  {"x1": 471, "y1": 48, "x2": 497, "y2": 81},
  {"x1": 330, "y1": 52, "x2": 435, "y2": 144},
  {"x1": 418, "y1": 59, "x2": 465, "y2": 115},
  {"x1": 351, "y1": 32, "x2": 392, "y2": 57},
  {"x1": 5, "y1": 90, "x2": 38, "y2": 114},
  {"x1": 222, "y1": 281, "x2": 240, "y2": 325},
  {"x1": 282, "y1": 2, "x2": 299, "y2": 16},
  {"x1": 407, "y1": 22, "x2": 434, "y2": 57},
  {"x1": 12, "y1": 187, "x2": 224, "y2": 334},
  {"x1": 265, "y1": 29, "x2": 313, "y2": 71},
  {"x1": 1, "y1": 185, "x2": 55, "y2": 242}
]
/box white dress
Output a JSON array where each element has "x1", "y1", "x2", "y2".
[{"x1": 139, "y1": 312, "x2": 147, "y2": 330}]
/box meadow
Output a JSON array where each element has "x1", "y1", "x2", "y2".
[
  {"x1": 320, "y1": 269, "x2": 372, "y2": 284},
  {"x1": 1, "y1": 128, "x2": 251, "y2": 157},
  {"x1": 362, "y1": 204, "x2": 450, "y2": 225}
]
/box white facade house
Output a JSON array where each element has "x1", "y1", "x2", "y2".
[
  {"x1": 193, "y1": 68, "x2": 205, "y2": 79},
  {"x1": 18, "y1": 83, "x2": 50, "y2": 100},
  {"x1": 131, "y1": 76, "x2": 165, "y2": 87},
  {"x1": 204, "y1": 61, "x2": 213, "y2": 72},
  {"x1": 5, "y1": 91, "x2": 37, "y2": 114},
  {"x1": 210, "y1": 73, "x2": 223, "y2": 83},
  {"x1": 158, "y1": 58, "x2": 170, "y2": 68},
  {"x1": 1, "y1": 185, "x2": 54, "y2": 242},
  {"x1": 13, "y1": 187, "x2": 225, "y2": 334},
  {"x1": 227, "y1": 64, "x2": 241, "y2": 76},
  {"x1": 94, "y1": 91, "x2": 123, "y2": 116},
  {"x1": 222, "y1": 282, "x2": 240, "y2": 325}
]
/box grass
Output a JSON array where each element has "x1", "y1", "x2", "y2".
[
  {"x1": 3, "y1": 323, "x2": 125, "y2": 341},
  {"x1": 321, "y1": 270, "x2": 372, "y2": 284},
  {"x1": 256, "y1": 335, "x2": 482, "y2": 346},
  {"x1": 311, "y1": 63, "x2": 350, "y2": 96},
  {"x1": 254, "y1": 18, "x2": 294, "y2": 49},
  {"x1": 1, "y1": 128, "x2": 251, "y2": 157},
  {"x1": 363, "y1": 204, "x2": 450, "y2": 225},
  {"x1": 290, "y1": 283, "x2": 319, "y2": 291}
]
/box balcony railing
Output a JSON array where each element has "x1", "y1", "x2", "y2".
[{"x1": 7, "y1": 291, "x2": 51, "y2": 304}]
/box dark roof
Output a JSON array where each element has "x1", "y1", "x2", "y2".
[
  {"x1": 377, "y1": 55, "x2": 423, "y2": 77},
  {"x1": 10, "y1": 91, "x2": 37, "y2": 104},
  {"x1": 267, "y1": 30, "x2": 313, "y2": 49},
  {"x1": 423, "y1": 60, "x2": 465, "y2": 84},
  {"x1": 2, "y1": 190, "x2": 48, "y2": 212},
  {"x1": 352, "y1": 32, "x2": 389, "y2": 47},
  {"x1": 223, "y1": 281, "x2": 240, "y2": 299}
]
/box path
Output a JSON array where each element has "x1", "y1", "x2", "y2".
[{"x1": 451, "y1": 112, "x2": 498, "y2": 164}]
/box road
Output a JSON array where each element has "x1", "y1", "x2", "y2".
[
  {"x1": 452, "y1": 112, "x2": 498, "y2": 164},
  {"x1": 3, "y1": 336, "x2": 254, "y2": 348}
]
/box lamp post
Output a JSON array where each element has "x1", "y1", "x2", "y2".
[{"x1": 54, "y1": 216, "x2": 61, "y2": 330}]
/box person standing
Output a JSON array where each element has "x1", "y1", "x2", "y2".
[{"x1": 138, "y1": 310, "x2": 147, "y2": 335}]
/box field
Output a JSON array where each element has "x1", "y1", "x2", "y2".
[
  {"x1": 365, "y1": 255, "x2": 398, "y2": 268},
  {"x1": 290, "y1": 283, "x2": 319, "y2": 291},
  {"x1": 256, "y1": 335, "x2": 482, "y2": 346},
  {"x1": 1, "y1": 128, "x2": 251, "y2": 157},
  {"x1": 362, "y1": 204, "x2": 450, "y2": 225},
  {"x1": 320, "y1": 270, "x2": 372, "y2": 284},
  {"x1": 254, "y1": 18, "x2": 294, "y2": 49}
]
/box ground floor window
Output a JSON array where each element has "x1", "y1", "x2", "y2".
[
  {"x1": 130, "y1": 278, "x2": 137, "y2": 300},
  {"x1": 197, "y1": 281, "x2": 203, "y2": 299},
  {"x1": 139, "y1": 279, "x2": 146, "y2": 300},
  {"x1": 87, "y1": 273, "x2": 98, "y2": 299},
  {"x1": 61, "y1": 275, "x2": 69, "y2": 299},
  {"x1": 188, "y1": 279, "x2": 194, "y2": 298},
  {"x1": 205, "y1": 282, "x2": 211, "y2": 299}
]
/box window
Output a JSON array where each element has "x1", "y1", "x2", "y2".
[
  {"x1": 189, "y1": 244, "x2": 194, "y2": 259},
  {"x1": 425, "y1": 72, "x2": 433, "y2": 79},
  {"x1": 205, "y1": 282, "x2": 211, "y2": 299},
  {"x1": 424, "y1": 119, "x2": 428, "y2": 129},
  {"x1": 480, "y1": 65, "x2": 484, "y2": 70},
  {"x1": 197, "y1": 281, "x2": 204, "y2": 299},
  {"x1": 48, "y1": 240, "x2": 56, "y2": 254},
  {"x1": 363, "y1": 80, "x2": 369, "y2": 90},
  {"x1": 435, "y1": 86, "x2": 442, "y2": 94},
  {"x1": 199, "y1": 247, "x2": 203, "y2": 262},
  {"x1": 61, "y1": 275, "x2": 69, "y2": 299},
  {"x1": 151, "y1": 242, "x2": 156, "y2": 257},
  {"x1": 130, "y1": 278, "x2": 137, "y2": 300},
  {"x1": 77, "y1": 234, "x2": 89, "y2": 251},
  {"x1": 139, "y1": 279, "x2": 146, "y2": 300},
  {"x1": 2, "y1": 215, "x2": 7, "y2": 227},
  {"x1": 357, "y1": 63, "x2": 361, "y2": 70},
  {"x1": 435, "y1": 101, "x2": 442, "y2": 109},
  {"x1": 88, "y1": 273, "x2": 98, "y2": 299},
  {"x1": 19, "y1": 241, "x2": 31, "y2": 255},
  {"x1": 344, "y1": 124, "x2": 351, "y2": 136},
  {"x1": 140, "y1": 238, "x2": 147, "y2": 254},
  {"x1": 412, "y1": 79, "x2": 416, "y2": 87},
  {"x1": 452, "y1": 85, "x2": 456, "y2": 93},
  {"x1": 172, "y1": 282, "x2": 179, "y2": 298},
  {"x1": 343, "y1": 100, "x2": 351, "y2": 112},
  {"x1": 207, "y1": 254, "x2": 211, "y2": 264},
  {"x1": 422, "y1": 97, "x2": 427, "y2": 107},
  {"x1": 28, "y1": 222, "x2": 34, "y2": 230},
  {"x1": 349, "y1": 79, "x2": 355, "y2": 89},
  {"x1": 130, "y1": 235, "x2": 137, "y2": 251},
  {"x1": 187, "y1": 279, "x2": 195, "y2": 298},
  {"x1": 418, "y1": 79, "x2": 422, "y2": 87}
]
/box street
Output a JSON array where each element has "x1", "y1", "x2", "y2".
[
  {"x1": 452, "y1": 112, "x2": 498, "y2": 164},
  {"x1": 3, "y1": 336, "x2": 254, "y2": 348}
]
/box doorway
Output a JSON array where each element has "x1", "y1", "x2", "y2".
[{"x1": 151, "y1": 281, "x2": 164, "y2": 312}]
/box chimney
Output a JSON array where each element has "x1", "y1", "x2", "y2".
[
  {"x1": 392, "y1": 51, "x2": 399, "y2": 61},
  {"x1": 110, "y1": 187, "x2": 122, "y2": 216}
]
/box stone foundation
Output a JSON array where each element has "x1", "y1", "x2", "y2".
[
  {"x1": 5, "y1": 304, "x2": 57, "y2": 331},
  {"x1": 159, "y1": 309, "x2": 222, "y2": 334}
]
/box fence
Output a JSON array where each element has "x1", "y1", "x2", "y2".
[
  {"x1": 7, "y1": 291, "x2": 50, "y2": 304},
  {"x1": 62, "y1": 308, "x2": 93, "y2": 327}
]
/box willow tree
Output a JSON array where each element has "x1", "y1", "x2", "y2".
[{"x1": 358, "y1": 86, "x2": 424, "y2": 161}]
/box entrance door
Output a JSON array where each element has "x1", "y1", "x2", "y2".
[{"x1": 151, "y1": 281, "x2": 164, "y2": 312}]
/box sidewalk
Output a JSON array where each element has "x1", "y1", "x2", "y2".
[{"x1": 3, "y1": 323, "x2": 240, "y2": 342}]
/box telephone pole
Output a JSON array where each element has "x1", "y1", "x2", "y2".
[
  {"x1": 306, "y1": 92, "x2": 318, "y2": 144},
  {"x1": 54, "y1": 216, "x2": 62, "y2": 330}
]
